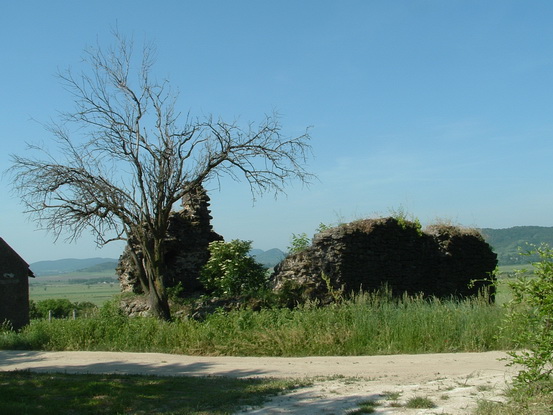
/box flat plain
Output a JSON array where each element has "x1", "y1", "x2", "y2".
[{"x1": 29, "y1": 271, "x2": 119, "y2": 305}]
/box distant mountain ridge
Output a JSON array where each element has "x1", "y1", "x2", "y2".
[
  {"x1": 480, "y1": 226, "x2": 553, "y2": 265},
  {"x1": 29, "y1": 226, "x2": 552, "y2": 275},
  {"x1": 250, "y1": 248, "x2": 287, "y2": 269},
  {"x1": 30, "y1": 258, "x2": 118, "y2": 276},
  {"x1": 30, "y1": 248, "x2": 287, "y2": 276}
]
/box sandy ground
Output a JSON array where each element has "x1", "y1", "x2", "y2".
[{"x1": 0, "y1": 350, "x2": 519, "y2": 414}]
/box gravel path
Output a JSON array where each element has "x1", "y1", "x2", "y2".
[{"x1": 0, "y1": 350, "x2": 519, "y2": 414}]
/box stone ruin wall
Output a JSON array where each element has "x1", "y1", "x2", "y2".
[
  {"x1": 271, "y1": 217, "x2": 497, "y2": 304},
  {"x1": 116, "y1": 186, "x2": 223, "y2": 298}
]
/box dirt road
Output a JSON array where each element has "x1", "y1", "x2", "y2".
[{"x1": 0, "y1": 350, "x2": 519, "y2": 414}]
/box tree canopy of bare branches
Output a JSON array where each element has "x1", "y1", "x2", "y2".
[{"x1": 9, "y1": 34, "x2": 313, "y2": 319}]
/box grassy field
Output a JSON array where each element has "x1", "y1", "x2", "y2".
[
  {"x1": 1, "y1": 287, "x2": 532, "y2": 414},
  {"x1": 29, "y1": 283, "x2": 120, "y2": 306},
  {"x1": 30, "y1": 272, "x2": 116, "y2": 283},
  {"x1": 28, "y1": 264, "x2": 528, "y2": 307},
  {"x1": 29, "y1": 270, "x2": 120, "y2": 306},
  {"x1": 19, "y1": 264, "x2": 528, "y2": 358},
  {"x1": 497, "y1": 263, "x2": 535, "y2": 277},
  {"x1": 8, "y1": 262, "x2": 546, "y2": 415},
  {"x1": 0, "y1": 371, "x2": 306, "y2": 415},
  {"x1": 3, "y1": 289, "x2": 517, "y2": 356}
]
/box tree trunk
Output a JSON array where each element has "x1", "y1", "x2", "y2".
[
  {"x1": 128, "y1": 248, "x2": 150, "y2": 294},
  {"x1": 147, "y1": 273, "x2": 171, "y2": 320},
  {"x1": 142, "y1": 239, "x2": 172, "y2": 321}
]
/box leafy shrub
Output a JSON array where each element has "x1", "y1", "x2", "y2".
[
  {"x1": 287, "y1": 223, "x2": 331, "y2": 254},
  {"x1": 75, "y1": 301, "x2": 99, "y2": 317},
  {"x1": 99, "y1": 296, "x2": 127, "y2": 319},
  {"x1": 505, "y1": 243, "x2": 553, "y2": 386},
  {"x1": 0, "y1": 320, "x2": 13, "y2": 333},
  {"x1": 166, "y1": 282, "x2": 186, "y2": 303},
  {"x1": 29, "y1": 299, "x2": 98, "y2": 319},
  {"x1": 287, "y1": 232, "x2": 310, "y2": 254},
  {"x1": 389, "y1": 206, "x2": 422, "y2": 235},
  {"x1": 200, "y1": 240, "x2": 268, "y2": 297},
  {"x1": 30, "y1": 299, "x2": 75, "y2": 319}
]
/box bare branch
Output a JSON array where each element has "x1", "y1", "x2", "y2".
[{"x1": 8, "y1": 32, "x2": 314, "y2": 320}]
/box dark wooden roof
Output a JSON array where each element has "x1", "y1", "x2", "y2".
[{"x1": 0, "y1": 237, "x2": 35, "y2": 278}]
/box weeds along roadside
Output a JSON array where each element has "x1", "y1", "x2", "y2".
[{"x1": 1, "y1": 290, "x2": 519, "y2": 356}]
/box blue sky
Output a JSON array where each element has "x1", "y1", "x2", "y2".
[{"x1": 2, "y1": 1, "x2": 553, "y2": 263}]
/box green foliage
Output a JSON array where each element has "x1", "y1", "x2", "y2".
[
  {"x1": 271, "y1": 280, "x2": 306, "y2": 308},
  {"x1": 476, "y1": 378, "x2": 553, "y2": 415},
  {"x1": 75, "y1": 301, "x2": 98, "y2": 317},
  {"x1": 98, "y1": 297, "x2": 126, "y2": 320},
  {"x1": 389, "y1": 206, "x2": 422, "y2": 235},
  {"x1": 1, "y1": 289, "x2": 517, "y2": 356},
  {"x1": 287, "y1": 223, "x2": 331, "y2": 254},
  {"x1": 316, "y1": 222, "x2": 331, "y2": 233},
  {"x1": 166, "y1": 282, "x2": 186, "y2": 303},
  {"x1": 201, "y1": 240, "x2": 268, "y2": 297},
  {"x1": 29, "y1": 299, "x2": 97, "y2": 319},
  {"x1": 321, "y1": 272, "x2": 344, "y2": 303},
  {"x1": 405, "y1": 396, "x2": 436, "y2": 409},
  {"x1": 0, "y1": 320, "x2": 13, "y2": 333},
  {"x1": 287, "y1": 232, "x2": 310, "y2": 254},
  {"x1": 350, "y1": 399, "x2": 379, "y2": 413},
  {"x1": 0, "y1": 371, "x2": 305, "y2": 415},
  {"x1": 504, "y1": 243, "x2": 553, "y2": 386},
  {"x1": 30, "y1": 283, "x2": 119, "y2": 306},
  {"x1": 481, "y1": 226, "x2": 553, "y2": 265}
]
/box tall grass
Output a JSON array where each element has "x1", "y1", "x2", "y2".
[
  {"x1": 476, "y1": 379, "x2": 553, "y2": 415},
  {"x1": 1, "y1": 290, "x2": 520, "y2": 356}
]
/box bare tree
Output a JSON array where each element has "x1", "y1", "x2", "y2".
[{"x1": 9, "y1": 34, "x2": 312, "y2": 320}]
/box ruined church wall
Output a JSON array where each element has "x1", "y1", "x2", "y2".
[
  {"x1": 271, "y1": 218, "x2": 497, "y2": 303},
  {"x1": 117, "y1": 187, "x2": 223, "y2": 296}
]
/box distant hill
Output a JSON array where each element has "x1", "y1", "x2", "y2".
[
  {"x1": 250, "y1": 248, "x2": 287, "y2": 268},
  {"x1": 30, "y1": 258, "x2": 118, "y2": 276},
  {"x1": 480, "y1": 226, "x2": 553, "y2": 265},
  {"x1": 77, "y1": 261, "x2": 119, "y2": 273},
  {"x1": 29, "y1": 248, "x2": 287, "y2": 276},
  {"x1": 33, "y1": 227, "x2": 552, "y2": 274}
]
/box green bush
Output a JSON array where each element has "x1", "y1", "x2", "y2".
[
  {"x1": 505, "y1": 243, "x2": 553, "y2": 386},
  {"x1": 74, "y1": 301, "x2": 99, "y2": 317},
  {"x1": 287, "y1": 232, "x2": 310, "y2": 254},
  {"x1": 29, "y1": 299, "x2": 98, "y2": 319},
  {"x1": 0, "y1": 320, "x2": 13, "y2": 333},
  {"x1": 287, "y1": 223, "x2": 331, "y2": 254},
  {"x1": 30, "y1": 299, "x2": 75, "y2": 319},
  {"x1": 389, "y1": 206, "x2": 423, "y2": 235},
  {"x1": 200, "y1": 240, "x2": 268, "y2": 297}
]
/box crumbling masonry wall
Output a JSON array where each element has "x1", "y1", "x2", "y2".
[
  {"x1": 117, "y1": 187, "x2": 223, "y2": 296},
  {"x1": 271, "y1": 218, "x2": 497, "y2": 303}
]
